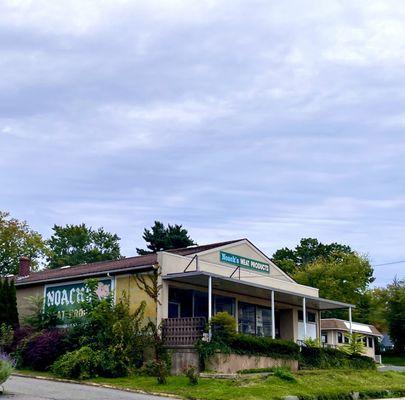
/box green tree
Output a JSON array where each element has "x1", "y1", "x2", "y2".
[
  {"x1": 293, "y1": 252, "x2": 374, "y2": 319},
  {"x1": 136, "y1": 221, "x2": 196, "y2": 255},
  {"x1": 386, "y1": 278, "x2": 405, "y2": 353},
  {"x1": 0, "y1": 211, "x2": 47, "y2": 276},
  {"x1": 0, "y1": 279, "x2": 19, "y2": 327},
  {"x1": 47, "y1": 224, "x2": 121, "y2": 269},
  {"x1": 272, "y1": 237, "x2": 353, "y2": 275}
]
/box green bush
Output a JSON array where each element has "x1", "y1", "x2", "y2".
[
  {"x1": 229, "y1": 334, "x2": 300, "y2": 359},
  {"x1": 0, "y1": 356, "x2": 13, "y2": 385},
  {"x1": 51, "y1": 346, "x2": 124, "y2": 379},
  {"x1": 184, "y1": 365, "x2": 199, "y2": 385},
  {"x1": 210, "y1": 312, "x2": 236, "y2": 343},
  {"x1": 272, "y1": 366, "x2": 296, "y2": 382},
  {"x1": 300, "y1": 346, "x2": 376, "y2": 370}
]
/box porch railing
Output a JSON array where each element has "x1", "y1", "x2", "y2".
[{"x1": 162, "y1": 317, "x2": 206, "y2": 346}]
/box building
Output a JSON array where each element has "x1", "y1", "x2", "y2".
[
  {"x1": 321, "y1": 318, "x2": 383, "y2": 360},
  {"x1": 15, "y1": 239, "x2": 355, "y2": 345}
]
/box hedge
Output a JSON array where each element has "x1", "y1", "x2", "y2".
[
  {"x1": 300, "y1": 346, "x2": 376, "y2": 370},
  {"x1": 229, "y1": 334, "x2": 301, "y2": 359}
]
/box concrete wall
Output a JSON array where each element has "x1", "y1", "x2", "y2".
[
  {"x1": 206, "y1": 353, "x2": 299, "y2": 374},
  {"x1": 166, "y1": 347, "x2": 200, "y2": 375},
  {"x1": 16, "y1": 285, "x2": 44, "y2": 323}
]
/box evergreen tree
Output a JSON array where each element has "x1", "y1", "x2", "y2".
[
  {"x1": 136, "y1": 221, "x2": 196, "y2": 255},
  {"x1": 0, "y1": 279, "x2": 19, "y2": 327}
]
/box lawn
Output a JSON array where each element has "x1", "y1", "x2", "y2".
[
  {"x1": 382, "y1": 355, "x2": 405, "y2": 367},
  {"x1": 16, "y1": 369, "x2": 405, "y2": 400}
]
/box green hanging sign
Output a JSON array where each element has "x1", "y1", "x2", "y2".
[{"x1": 219, "y1": 251, "x2": 270, "y2": 274}]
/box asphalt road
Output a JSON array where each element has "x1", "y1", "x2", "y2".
[{"x1": 2, "y1": 375, "x2": 174, "y2": 400}]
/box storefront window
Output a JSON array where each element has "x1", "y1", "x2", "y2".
[
  {"x1": 193, "y1": 290, "x2": 208, "y2": 318},
  {"x1": 168, "y1": 287, "x2": 193, "y2": 318},
  {"x1": 256, "y1": 306, "x2": 272, "y2": 337},
  {"x1": 238, "y1": 302, "x2": 256, "y2": 335},
  {"x1": 214, "y1": 295, "x2": 235, "y2": 316}
]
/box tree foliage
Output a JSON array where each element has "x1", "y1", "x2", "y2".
[
  {"x1": 0, "y1": 211, "x2": 47, "y2": 276},
  {"x1": 386, "y1": 278, "x2": 405, "y2": 353},
  {"x1": 136, "y1": 221, "x2": 196, "y2": 255},
  {"x1": 272, "y1": 237, "x2": 353, "y2": 275},
  {"x1": 0, "y1": 279, "x2": 19, "y2": 327},
  {"x1": 47, "y1": 224, "x2": 121, "y2": 269}
]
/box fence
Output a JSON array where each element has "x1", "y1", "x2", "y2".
[{"x1": 162, "y1": 317, "x2": 206, "y2": 346}]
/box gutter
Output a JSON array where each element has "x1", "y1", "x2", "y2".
[{"x1": 15, "y1": 264, "x2": 156, "y2": 287}]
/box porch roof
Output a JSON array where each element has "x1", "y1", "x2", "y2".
[{"x1": 163, "y1": 271, "x2": 354, "y2": 310}]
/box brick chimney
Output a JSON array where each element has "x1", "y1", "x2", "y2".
[{"x1": 18, "y1": 256, "x2": 31, "y2": 277}]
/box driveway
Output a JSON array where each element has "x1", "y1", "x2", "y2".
[{"x1": 2, "y1": 375, "x2": 174, "y2": 400}]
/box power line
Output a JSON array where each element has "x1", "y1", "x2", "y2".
[{"x1": 373, "y1": 260, "x2": 405, "y2": 267}]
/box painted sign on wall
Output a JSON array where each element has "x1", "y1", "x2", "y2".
[
  {"x1": 219, "y1": 251, "x2": 270, "y2": 274},
  {"x1": 44, "y1": 279, "x2": 112, "y2": 323}
]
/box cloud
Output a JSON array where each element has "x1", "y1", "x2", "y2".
[{"x1": 0, "y1": 0, "x2": 404, "y2": 286}]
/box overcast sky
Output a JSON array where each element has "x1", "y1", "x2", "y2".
[{"x1": 1, "y1": 0, "x2": 404, "y2": 286}]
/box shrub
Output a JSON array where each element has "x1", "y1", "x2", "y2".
[
  {"x1": 300, "y1": 346, "x2": 375, "y2": 370},
  {"x1": 51, "y1": 346, "x2": 104, "y2": 379},
  {"x1": 155, "y1": 360, "x2": 168, "y2": 384},
  {"x1": 272, "y1": 366, "x2": 296, "y2": 382},
  {"x1": 0, "y1": 324, "x2": 14, "y2": 352},
  {"x1": 229, "y1": 334, "x2": 300, "y2": 359},
  {"x1": 21, "y1": 329, "x2": 67, "y2": 371},
  {"x1": 184, "y1": 365, "x2": 199, "y2": 385},
  {"x1": 210, "y1": 312, "x2": 236, "y2": 343},
  {"x1": 0, "y1": 353, "x2": 14, "y2": 385}
]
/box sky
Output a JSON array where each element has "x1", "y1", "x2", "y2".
[{"x1": 0, "y1": 0, "x2": 404, "y2": 286}]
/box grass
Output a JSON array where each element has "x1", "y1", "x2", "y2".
[
  {"x1": 382, "y1": 355, "x2": 405, "y2": 367},
  {"x1": 16, "y1": 369, "x2": 405, "y2": 400}
]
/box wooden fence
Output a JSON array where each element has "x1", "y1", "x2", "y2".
[{"x1": 162, "y1": 317, "x2": 206, "y2": 346}]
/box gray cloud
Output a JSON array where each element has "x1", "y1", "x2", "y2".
[{"x1": 0, "y1": 0, "x2": 404, "y2": 286}]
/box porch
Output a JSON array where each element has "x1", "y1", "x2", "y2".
[{"x1": 162, "y1": 271, "x2": 354, "y2": 346}]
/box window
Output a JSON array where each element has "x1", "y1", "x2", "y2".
[
  {"x1": 368, "y1": 337, "x2": 373, "y2": 348},
  {"x1": 298, "y1": 310, "x2": 316, "y2": 323},
  {"x1": 168, "y1": 302, "x2": 180, "y2": 318},
  {"x1": 321, "y1": 331, "x2": 328, "y2": 344},
  {"x1": 363, "y1": 337, "x2": 367, "y2": 346},
  {"x1": 307, "y1": 312, "x2": 316, "y2": 323},
  {"x1": 298, "y1": 310, "x2": 303, "y2": 322},
  {"x1": 337, "y1": 331, "x2": 343, "y2": 344},
  {"x1": 238, "y1": 302, "x2": 256, "y2": 335},
  {"x1": 214, "y1": 295, "x2": 235, "y2": 316},
  {"x1": 256, "y1": 306, "x2": 272, "y2": 337}
]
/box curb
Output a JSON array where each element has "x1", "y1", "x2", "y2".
[{"x1": 11, "y1": 373, "x2": 181, "y2": 399}]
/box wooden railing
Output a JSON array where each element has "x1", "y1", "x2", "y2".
[{"x1": 162, "y1": 317, "x2": 206, "y2": 346}]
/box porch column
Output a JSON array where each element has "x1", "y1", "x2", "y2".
[
  {"x1": 302, "y1": 297, "x2": 307, "y2": 339},
  {"x1": 208, "y1": 275, "x2": 212, "y2": 340},
  {"x1": 349, "y1": 306, "x2": 352, "y2": 334},
  {"x1": 271, "y1": 290, "x2": 276, "y2": 339}
]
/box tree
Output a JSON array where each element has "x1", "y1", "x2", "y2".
[
  {"x1": 47, "y1": 224, "x2": 121, "y2": 269},
  {"x1": 0, "y1": 279, "x2": 19, "y2": 327},
  {"x1": 0, "y1": 211, "x2": 47, "y2": 276},
  {"x1": 386, "y1": 278, "x2": 405, "y2": 353},
  {"x1": 136, "y1": 221, "x2": 196, "y2": 255},
  {"x1": 272, "y1": 237, "x2": 353, "y2": 275},
  {"x1": 293, "y1": 252, "x2": 374, "y2": 319}
]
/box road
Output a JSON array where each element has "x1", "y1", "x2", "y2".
[{"x1": 2, "y1": 375, "x2": 174, "y2": 400}]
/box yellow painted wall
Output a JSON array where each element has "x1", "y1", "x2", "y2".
[
  {"x1": 16, "y1": 285, "x2": 44, "y2": 323},
  {"x1": 115, "y1": 274, "x2": 157, "y2": 324}
]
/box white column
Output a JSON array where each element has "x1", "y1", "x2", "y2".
[
  {"x1": 349, "y1": 306, "x2": 352, "y2": 334},
  {"x1": 271, "y1": 290, "x2": 276, "y2": 339},
  {"x1": 208, "y1": 275, "x2": 212, "y2": 340},
  {"x1": 303, "y1": 297, "x2": 307, "y2": 339}
]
